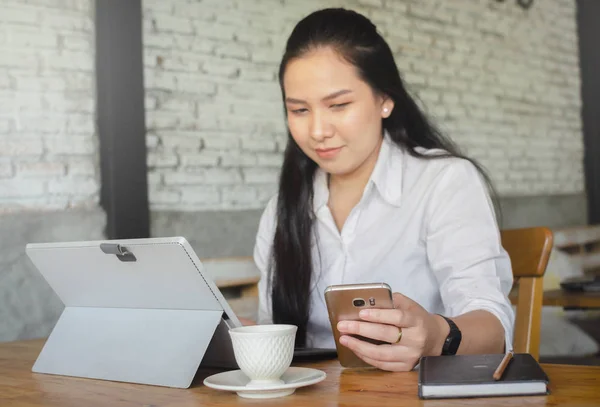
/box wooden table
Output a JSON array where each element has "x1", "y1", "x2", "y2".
[
  {"x1": 510, "y1": 288, "x2": 600, "y2": 309},
  {"x1": 540, "y1": 289, "x2": 600, "y2": 308},
  {"x1": 1, "y1": 340, "x2": 600, "y2": 406}
]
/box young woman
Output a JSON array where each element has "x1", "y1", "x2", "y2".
[{"x1": 251, "y1": 8, "x2": 514, "y2": 372}]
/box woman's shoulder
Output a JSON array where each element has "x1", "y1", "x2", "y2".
[
  {"x1": 404, "y1": 146, "x2": 481, "y2": 184},
  {"x1": 256, "y1": 193, "x2": 279, "y2": 235},
  {"x1": 260, "y1": 193, "x2": 278, "y2": 218}
]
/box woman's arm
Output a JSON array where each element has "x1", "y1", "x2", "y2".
[
  {"x1": 337, "y1": 159, "x2": 513, "y2": 370},
  {"x1": 438, "y1": 310, "x2": 505, "y2": 354},
  {"x1": 337, "y1": 294, "x2": 505, "y2": 371},
  {"x1": 424, "y1": 159, "x2": 514, "y2": 353},
  {"x1": 238, "y1": 317, "x2": 257, "y2": 326}
]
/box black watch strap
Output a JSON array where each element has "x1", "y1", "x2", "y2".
[{"x1": 439, "y1": 315, "x2": 462, "y2": 356}]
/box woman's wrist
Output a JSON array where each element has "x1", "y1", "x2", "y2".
[{"x1": 428, "y1": 314, "x2": 450, "y2": 356}]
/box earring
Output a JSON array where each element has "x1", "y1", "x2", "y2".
[{"x1": 383, "y1": 107, "x2": 389, "y2": 114}]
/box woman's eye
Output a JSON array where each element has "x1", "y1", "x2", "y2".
[
  {"x1": 331, "y1": 102, "x2": 350, "y2": 109},
  {"x1": 290, "y1": 108, "x2": 308, "y2": 114}
]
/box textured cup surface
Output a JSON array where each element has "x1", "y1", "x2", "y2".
[{"x1": 229, "y1": 324, "x2": 297, "y2": 386}]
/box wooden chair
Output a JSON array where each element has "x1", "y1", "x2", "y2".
[{"x1": 501, "y1": 227, "x2": 554, "y2": 360}]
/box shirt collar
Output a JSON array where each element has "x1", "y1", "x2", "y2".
[
  {"x1": 313, "y1": 168, "x2": 329, "y2": 211},
  {"x1": 313, "y1": 131, "x2": 404, "y2": 211}
]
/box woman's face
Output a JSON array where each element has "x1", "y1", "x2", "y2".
[{"x1": 283, "y1": 46, "x2": 393, "y2": 178}]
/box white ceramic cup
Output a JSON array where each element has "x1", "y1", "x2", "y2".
[{"x1": 229, "y1": 324, "x2": 297, "y2": 387}]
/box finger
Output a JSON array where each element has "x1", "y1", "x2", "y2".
[
  {"x1": 358, "y1": 307, "x2": 417, "y2": 328},
  {"x1": 339, "y1": 334, "x2": 412, "y2": 363},
  {"x1": 352, "y1": 348, "x2": 415, "y2": 372},
  {"x1": 337, "y1": 320, "x2": 402, "y2": 344},
  {"x1": 392, "y1": 292, "x2": 421, "y2": 312}
]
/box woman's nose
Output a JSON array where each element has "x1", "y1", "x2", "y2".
[{"x1": 309, "y1": 111, "x2": 333, "y2": 141}]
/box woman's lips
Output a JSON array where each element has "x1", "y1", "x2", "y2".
[{"x1": 315, "y1": 146, "x2": 343, "y2": 159}]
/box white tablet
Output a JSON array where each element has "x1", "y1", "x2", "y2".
[{"x1": 26, "y1": 236, "x2": 243, "y2": 388}]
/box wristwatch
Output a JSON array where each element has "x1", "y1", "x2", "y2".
[{"x1": 439, "y1": 315, "x2": 462, "y2": 356}]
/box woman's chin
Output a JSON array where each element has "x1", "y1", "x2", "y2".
[{"x1": 318, "y1": 161, "x2": 356, "y2": 177}]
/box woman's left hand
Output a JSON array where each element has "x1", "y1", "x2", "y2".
[{"x1": 336, "y1": 292, "x2": 448, "y2": 371}]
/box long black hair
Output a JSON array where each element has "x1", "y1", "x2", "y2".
[{"x1": 270, "y1": 8, "x2": 496, "y2": 347}]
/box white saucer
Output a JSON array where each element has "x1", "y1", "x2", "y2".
[{"x1": 203, "y1": 367, "x2": 326, "y2": 399}]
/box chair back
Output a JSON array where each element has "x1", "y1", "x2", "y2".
[{"x1": 501, "y1": 227, "x2": 553, "y2": 360}]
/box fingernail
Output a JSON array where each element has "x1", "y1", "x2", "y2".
[
  {"x1": 339, "y1": 336, "x2": 348, "y2": 345},
  {"x1": 359, "y1": 309, "x2": 371, "y2": 318},
  {"x1": 337, "y1": 321, "x2": 348, "y2": 331}
]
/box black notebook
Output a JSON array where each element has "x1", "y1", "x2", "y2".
[{"x1": 418, "y1": 353, "x2": 549, "y2": 399}]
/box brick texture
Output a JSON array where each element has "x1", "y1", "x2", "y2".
[
  {"x1": 143, "y1": 0, "x2": 584, "y2": 211},
  {"x1": 0, "y1": 1, "x2": 583, "y2": 212},
  {"x1": 0, "y1": 0, "x2": 99, "y2": 213}
]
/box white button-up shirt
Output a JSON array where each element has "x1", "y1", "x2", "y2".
[{"x1": 254, "y1": 134, "x2": 515, "y2": 350}]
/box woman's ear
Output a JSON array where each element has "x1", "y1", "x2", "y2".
[{"x1": 381, "y1": 97, "x2": 394, "y2": 119}]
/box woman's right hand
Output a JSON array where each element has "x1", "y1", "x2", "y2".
[{"x1": 336, "y1": 292, "x2": 447, "y2": 371}]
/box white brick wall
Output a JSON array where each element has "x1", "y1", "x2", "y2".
[
  {"x1": 143, "y1": 0, "x2": 584, "y2": 211},
  {"x1": 17, "y1": 0, "x2": 576, "y2": 211},
  {"x1": 0, "y1": 0, "x2": 99, "y2": 213}
]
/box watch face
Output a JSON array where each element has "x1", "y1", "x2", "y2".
[{"x1": 442, "y1": 337, "x2": 454, "y2": 355}]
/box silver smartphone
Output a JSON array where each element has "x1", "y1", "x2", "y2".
[{"x1": 324, "y1": 283, "x2": 394, "y2": 368}]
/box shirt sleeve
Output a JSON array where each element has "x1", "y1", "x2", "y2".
[
  {"x1": 425, "y1": 159, "x2": 515, "y2": 352},
  {"x1": 253, "y1": 195, "x2": 278, "y2": 325}
]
